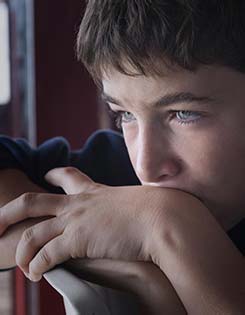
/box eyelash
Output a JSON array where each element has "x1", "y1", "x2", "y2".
[
  {"x1": 107, "y1": 107, "x2": 203, "y2": 129},
  {"x1": 169, "y1": 110, "x2": 202, "y2": 125},
  {"x1": 107, "y1": 108, "x2": 126, "y2": 129}
]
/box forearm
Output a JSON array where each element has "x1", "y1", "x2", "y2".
[
  {"x1": 153, "y1": 197, "x2": 245, "y2": 315},
  {"x1": 134, "y1": 263, "x2": 187, "y2": 315},
  {"x1": 64, "y1": 259, "x2": 186, "y2": 315},
  {"x1": 0, "y1": 169, "x2": 47, "y2": 269}
]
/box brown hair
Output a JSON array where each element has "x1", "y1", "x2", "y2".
[{"x1": 77, "y1": 0, "x2": 245, "y2": 83}]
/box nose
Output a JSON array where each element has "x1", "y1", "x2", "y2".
[{"x1": 135, "y1": 126, "x2": 181, "y2": 184}]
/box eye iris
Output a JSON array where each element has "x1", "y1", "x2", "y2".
[
  {"x1": 177, "y1": 111, "x2": 196, "y2": 120},
  {"x1": 123, "y1": 112, "x2": 133, "y2": 121}
]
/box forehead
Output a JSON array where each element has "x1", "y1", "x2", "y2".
[{"x1": 102, "y1": 65, "x2": 245, "y2": 107}]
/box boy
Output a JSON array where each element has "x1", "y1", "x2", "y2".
[{"x1": 0, "y1": 1, "x2": 245, "y2": 313}]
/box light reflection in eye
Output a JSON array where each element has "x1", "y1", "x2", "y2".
[
  {"x1": 107, "y1": 105, "x2": 203, "y2": 129},
  {"x1": 121, "y1": 111, "x2": 135, "y2": 123},
  {"x1": 174, "y1": 110, "x2": 202, "y2": 125}
]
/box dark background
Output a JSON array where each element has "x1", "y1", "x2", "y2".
[{"x1": 35, "y1": 0, "x2": 99, "y2": 149}]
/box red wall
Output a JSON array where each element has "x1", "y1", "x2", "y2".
[
  {"x1": 34, "y1": 1, "x2": 98, "y2": 314},
  {"x1": 35, "y1": 0, "x2": 98, "y2": 149}
]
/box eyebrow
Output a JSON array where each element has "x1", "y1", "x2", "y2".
[{"x1": 101, "y1": 91, "x2": 216, "y2": 108}]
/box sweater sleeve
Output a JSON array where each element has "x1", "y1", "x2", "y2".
[{"x1": 0, "y1": 129, "x2": 139, "y2": 193}]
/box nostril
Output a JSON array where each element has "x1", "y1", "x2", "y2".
[{"x1": 136, "y1": 158, "x2": 181, "y2": 184}]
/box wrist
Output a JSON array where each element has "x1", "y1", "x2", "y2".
[
  {"x1": 147, "y1": 189, "x2": 208, "y2": 268},
  {"x1": 149, "y1": 191, "x2": 245, "y2": 314}
]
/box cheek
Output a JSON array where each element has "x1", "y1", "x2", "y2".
[
  {"x1": 123, "y1": 119, "x2": 245, "y2": 193},
  {"x1": 182, "y1": 125, "x2": 245, "y2": 189},
  {"x1": 190, "y1": 129, "x2": 245, "y2": 216}
]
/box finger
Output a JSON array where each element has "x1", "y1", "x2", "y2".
[
  {"x1": 16, "y1": 217, "x2": 64, "y2": 274},
  {"x1": 0, "y1": 193, "x2": 66, "y2": 235},
  {"x1": 28, "y1": 235, "x2": 70, "y2": 282},
  {"x1": 44, "y1": 167, "x2": 96, "y2": 195}
]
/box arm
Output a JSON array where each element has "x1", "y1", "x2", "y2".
[
  {"x1": 0, "y1": 169, "x2": 186, "y2": 314},
  {"x1": 1, "y1": 168, "x2": 244, "y2": 315},
  {"x1": 151, "y1": 192, "x2": 245, "y2": 315},
  {"x1": 64, "y1": 259, "x2": 186, "y2": 315}
]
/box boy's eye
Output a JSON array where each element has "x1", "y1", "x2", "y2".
[
  {"x1": 173, "y1": 110, "x2": 202, "y2": 124},
  {"x1": 121, "y1": 111, "x2": 135, "y2": 123},
  {"x1": 107, "y1": 106, "x2": 203, "y2": 130},
  {"x1": 107, "y1": 107, "x2": 135, "y2": 129}
]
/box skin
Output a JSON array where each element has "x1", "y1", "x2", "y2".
[
  {"x1": 0, "y1": 171, "x2": 187, "y2": 314},
  {"x1": 102, "y1": 64, "x2": 245, "y2": 230},
  {"x1": 0, "y1": 64, "x2": 245, "y2": 314},
  {"x1": 0, "y1": 167, "x2": 244, "y2": 314}
]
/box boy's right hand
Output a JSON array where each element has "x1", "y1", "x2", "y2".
[{"x1": 0, "y1": 169, "x2": 186, "y2": 315}]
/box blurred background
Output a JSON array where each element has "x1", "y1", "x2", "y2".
[{"x1": 0, "y1": 0, "x2": 112, "y2": 314}]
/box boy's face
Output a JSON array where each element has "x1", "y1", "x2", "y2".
[{"x1": 102, "y1": 64, "x2": 245, "y2": 230}]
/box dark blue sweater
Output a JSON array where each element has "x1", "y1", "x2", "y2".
[{"x1": 0, "y1": 130, "x2": 140, "y2": 192}]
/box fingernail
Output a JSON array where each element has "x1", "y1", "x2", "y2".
[{"x1": 30, "y1": 274, "x2": 42, "y2": 282}]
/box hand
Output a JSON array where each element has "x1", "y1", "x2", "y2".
[
  {"x1": 0, "y1": 169, "x2": 186, "y2": 313},
  {"x1": 0, "y1": 168, "x2": 187, "y2": 313},
  {"x1": 1, "y1": 167, "x2": 241, "y2": 314},
  {"x1": 0, "y1": 167, "x2": 171, "y2": 281}
]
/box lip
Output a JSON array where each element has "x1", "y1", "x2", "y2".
[{"x1": 141, "y1": 181, "x2": 183, "y2": 189}]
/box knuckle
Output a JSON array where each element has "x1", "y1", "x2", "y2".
[
  {"x1": 38, "y1": 248, "x2": 51, "y2": 267},
  {"x1": 63, "y1": 167, "x2": 78, "y2": 175},
  {"x1": 65, "y1": 208, "x2": 80, "y2": 221},
  {"x1": 22, "y1": 227, "x2": 35, "y2": 243},
  {"x1": 19, "y1": 192, "x2": 36, "y2": 210},
  {"x1": 56, "y1": 195, "x2": 71, "y2": 215},
  {"x1": 69, "y1": 228, "x2": 86, "y2": 259}
]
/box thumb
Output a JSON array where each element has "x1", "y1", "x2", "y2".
[{"x1": 44, "y1": 167, "x2": 95, "y2": 194}]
